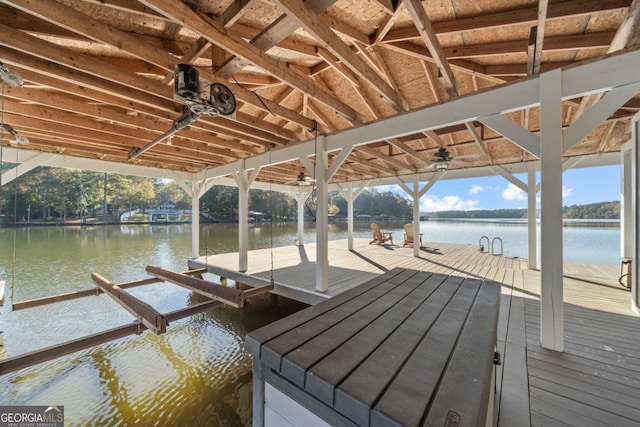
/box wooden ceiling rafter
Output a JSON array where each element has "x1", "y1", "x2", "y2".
[
  {"x1": 572, "y1": 0, "x2": 640, "y2": 121},
  {"x1": 381, "y1": 0, "x2": 631, "y2": 42},
  {"x1": 138, "y1": 0, "x2": 365, "y2": 125},
  {"x1": 272, "y1": 0, "x2": 408, "y2": 112},
  {"x1": 2, "y1": 0, "x2": 316, "y2": 135},
  {"x1": 403, "y1": 0, "x2": 492, "y2": 162}
]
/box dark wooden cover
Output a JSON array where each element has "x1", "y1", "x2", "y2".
[{"x1": 245, "y1": 268, "x2": 500, "y2": 427}]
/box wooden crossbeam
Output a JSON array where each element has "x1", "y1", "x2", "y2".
[
  {"x1": 12, "y1": 268, "x2": 207, "y2": 311},
  {"x1": 0, "y1": 299, "x2": 222, "y2": 376},
  {"x1": 92, "y1": 273, "x2": 168, "y2": 335},
  {"x1": 145, "y1": 265, "x2": 243, "y2": 308}
]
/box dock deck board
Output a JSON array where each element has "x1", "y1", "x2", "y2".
[{"x1": 195, "y1": 238, "x2": 639, "y2": 427}]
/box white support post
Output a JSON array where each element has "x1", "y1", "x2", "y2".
[
  {"x1": 315, "y1": 136, "x2": 329, "y2": 292},
  {"x1": 631, "y1": 114, "x2": 640, "y2": 315},
  {"x1": 191, "y1": 179, "x2": 201, "y2": 259},
  {"x1": 527, "y1": 162, "x2": 538, "y2": 269},
  {"x1": 347, "y1": 183, "x2": 355, "y2": 251},
  {"x1": 296, "y1": 189, "x2": 306, "y2": 245},
  {"x1": 236, "y1": 168, "x2": 249, "y2": 273},
  {"x1": 338, "y1": 181, "x2": 369, "y2": 251},
  {"x1": 412, "y1": 175, "x2": 421, "y2": 257},
  {"x1": 539, "y1": 69, "x2": 564, "y2": 351},
  {"x1": 621, "y1": 140, "x2": 633, "y2": 261}
]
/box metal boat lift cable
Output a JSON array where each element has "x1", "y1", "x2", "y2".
[
  {"x1": 0, "y1": 61, "x2": 25, "y2": 308},
  {"x1": 267, "y1": 144, "x2": 275, "y2": 286}
]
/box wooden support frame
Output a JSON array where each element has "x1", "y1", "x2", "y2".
[
  {"x1": 0, "y1": 264, "x2": 276, "y2": 376},
  {"x1": 92, "y1": 273, "x2": 168, "y2": 335},
  {"x1": 0, "y1": 299, "x2": 223, "y2": 376},
  {"x1": 145, "y1": 265, "x2": 244, "y2": 307}
]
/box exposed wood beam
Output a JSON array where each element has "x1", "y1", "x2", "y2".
[
  {"x1": 273, "y1": 0, "x2": 408, "y2": 111},
  {"x1": 372, "y1": 1, "x2": 404, "y2": 43},
  {"x1": 573, "y1": 0, "x2": 640, "y2": 120},
  {"x1": 6, "y1": 60, "x2": 279, "y2": 150},
  {"x1": 139, "y1": 0, "x2": 363, "y2": 124},
  {"x1": 161, "y1": 37, "x2": 211, "y2": 84},
  {"x1": 356, "y1": 145, "x2": 415, "y2": 172},
  {"x1": 382, "y1": 0, "x2": 631, "y2": 42},
  {"x1": 444, "y1": 31, "x2": 615, "y2": 59},
  {"x1": 219, "y1": 0, "x2": 256, "y2": 28},
  {"x1": 3, "y1": 92, "x2": 256, "y2": 157},
  {"x1": 403, "y1": 0, "x2": 458, "y2": 97},
  {"x1": 2, "y1": 0, "x2": 316, "y2": 133},
  {"x1": 528, "y1": 0, "x2": 549, "y2": 76}
]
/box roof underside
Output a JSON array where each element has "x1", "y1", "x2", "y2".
[{"x1": 0, "y1": 0, "x2": 638, "y2": 186}]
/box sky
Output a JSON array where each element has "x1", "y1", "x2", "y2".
[{"x1": 377, "y1": 164, "x2": 621, "y2": 213}]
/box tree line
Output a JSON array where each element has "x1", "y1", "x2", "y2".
[
  {"x1": 430, "y1": 201, "x2": 621, "y2": 220},
  {"x1": 0, "y1": 166, "x2": 619, "y2": 223},
  {"x1": 0, "y1": 166, "x2": 413, "y2": 223}
]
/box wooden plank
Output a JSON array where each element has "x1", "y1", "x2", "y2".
[
  {"x1": 188, "y1": 259, "x2": 274, "y2": 288},
  {"x1": 304, "y1": 273, "x2": 454, "y2": 407},
  {"x1": 145, "y1": 265, "x2": 242, "y2": 307},
  {"x1": 369, "y1": 278, "x2": 483, "y2": 426},
  {"x1": 530, "y1": 378, "x2": 640, "y2": 426},
  {"x1": 244, "y1": 268, "x2": 407, "y2": 358},
  {"x1": 422, "y1": 280, "x2": 501, "y2": 426},
  {"x1": 92, "y1": 273, "x2": 168, "y2": 335},
  {"x1": 259, "y1": 269, "x2": 420, "y2": 372},
  {"x1": 281, "y1": 271, "x2": 439, "y2": 389}
]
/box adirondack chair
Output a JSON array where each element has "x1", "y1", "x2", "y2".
[
  {"x1": 403, "y1": 223, "x2": 423, "y2": 247},
  {"x1": 370, "y1": 223, "x2": 393, "y2": 245}
]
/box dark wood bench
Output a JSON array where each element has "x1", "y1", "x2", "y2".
[{"x1": 246, "y1": 267, "x2": 501, "y2": 427}]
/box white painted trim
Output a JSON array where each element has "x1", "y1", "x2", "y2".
[
  {"x1": 191, "y1": 180, "x2": 200, "y2": 258},
  {"x1": 315, "y1": 136, "x2": 328, "y2": 292},
  {"x1": 490, "y1": 165, "x2": 528, "y2": 192},
  {"x1": 327, "y1": 147, "x2": 352, "y2": 181},
  {"x1": 1, "y1": 152, "x2": 54, "y2": 185},
  {"x1": 564, "y1": 81, "x2": 640, "y2": 152},
  {"x1": 539, "y1": 69, "x2": 564, "y2": 351},
  {"x1": 631, "y1": 113, "x2": 640, "y2": 314},
  {"x1": 478, "y1": 114, "x2": 540, "y2": 158},
  {"x1": 527, "y1": 162, "x2": 538, "y2": 270}
]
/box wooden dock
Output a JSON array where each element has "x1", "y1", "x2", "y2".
[{"x1": 194, "y1": 238, "x2": 640, "y2": 427}]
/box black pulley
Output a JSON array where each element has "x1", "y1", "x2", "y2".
[
  {"x1": 174, "y1": 64, "x2": 199, "y2": 99},
  {"x1": 209, "y1": 83, "x2": 236, "y2": 116}
]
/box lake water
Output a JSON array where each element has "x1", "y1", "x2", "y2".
[{"x1": 0, "y1": 219, "x2": 621, "y2": 426}]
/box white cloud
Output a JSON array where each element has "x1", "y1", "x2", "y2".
[
  {"x1": 562, "y1": 185, "x2": 573, "y2": 198},
  {"x1": 502, "y1": 183, "x2": 526, "y2": 201},
  {"x1": 420, "y1": 195, "x2": 480, "y2": 212},
  {"x1": 469, "y1": 185, "x2": 484, "y2": 195}
]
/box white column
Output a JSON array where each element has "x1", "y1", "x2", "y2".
[
  {"x1": 347, "y1": 183, "x2": 354, "y2": 251},
  {"x1": 539, "y1": 69, "x2": 564, "y2": 351},
  {"x1": 296, "y1": 190, "x2": 305, "y2": 245},
  {"x1": 315, "y1": 136, "x2": 329, "y2": 292},
  {"x1": 412, "y1": 175, "x2": 421, "y2": 257},
  {"x1": 621, "y1": 141, "x2": 633, "y2": 260},
  {"x1": 631, "y1": 115, "x2": 640, "y2": 315},
  {"x1": 527, "y1": 162, "x2": 538, "y2": 269},
  {"x1": 237, "y1": 169, "x2": 249, "y2": 272},
  {"x1": 191, "y1": 180, "x2": 201, "y2": 258}
]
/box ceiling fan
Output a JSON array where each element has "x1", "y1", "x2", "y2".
[
  {"x1": 287, "y1": 172, "x2": 316, "y2": 186},
  {"x1": 428, "y1": 147, "x2": 479, "y2": 172}
]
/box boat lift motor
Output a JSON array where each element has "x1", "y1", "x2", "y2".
[{"x1": 129, "y1": 64, "x2": 236, "y2": 160}]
